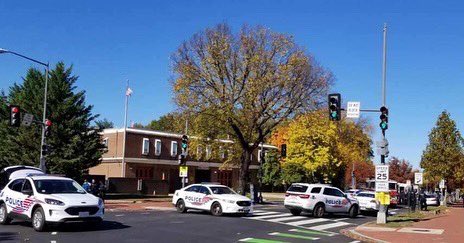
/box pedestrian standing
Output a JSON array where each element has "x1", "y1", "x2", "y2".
[
  {"x1": 90, "y1": 179, "x2": 98, "y2": 196},
  {"x1": 98, "y1": 180, "x2": 106, "y2": 201},
  {"x1": 82, "y1": 179, "x2": 91, "y2": 192}
]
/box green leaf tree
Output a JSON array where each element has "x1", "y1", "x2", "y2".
[
  {"x1": 95, "y1": 118, "x2": 114, "y2": 129},
  {"x1": 171, "y1": 24, "x2": 332, "y2": 194},
  {"x1": 0, "y1": 63, "x2": 105, "y2": 179},
  {"x1": 421, "y1": 111, "x2": 464, "y2": 188},
  {"x1": 261, "y1": 150, "x2": 281, "y2": 190}
]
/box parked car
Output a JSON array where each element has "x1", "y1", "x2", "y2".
[
  {"x1": 425, "y1": 194, "x2": 439, "y2": 206},
  {"x1": 355, "y1": 191, "x2": 379, "y2": 213}
]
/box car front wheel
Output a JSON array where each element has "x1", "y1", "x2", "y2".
[
  {"x1": 349, "y1": 205, "x2": 359, "y2": 218},
  {"x1": 176, "y1": 199, "x2": 187, "y2": 213},
  {"x1": 32, "y1": 207, "x2": 46, "y2": 232},
  {"x1": 211, "y1": 202, "x2": 223, "y2": 216},
  {"x1": 0, "y1": 203, "x2": 11, "y2": 225}
]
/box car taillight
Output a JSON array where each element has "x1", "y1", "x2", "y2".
[{"x1": 299, "y1": 194, "x2": 310, "y2": 199}]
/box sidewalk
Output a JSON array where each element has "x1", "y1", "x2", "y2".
[
  {"x1": 105, "y1": 198, "x2": 174, "y2": 212},
  {"x1": 349, "y1": 206, "x2": 464, "y2": 243}
]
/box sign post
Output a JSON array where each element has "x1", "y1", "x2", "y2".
[
  {"x1": 414, "y1": 173, "x2": 423, "y2": 185},
  {"x1": 375, "y1": 165, "x2": 389, "y2": 224}
]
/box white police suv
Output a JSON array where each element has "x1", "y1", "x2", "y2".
[
  {"x1": 0, "y1": 174, "x2": 104, "y2": 231},
  {"x1": 284, "y1": 183, "x2": 359, "y2": 218},
  {"x1": 172, "y1": 183, "x2": 253, "y2": 216}
]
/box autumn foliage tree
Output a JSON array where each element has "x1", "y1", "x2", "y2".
[
  {"x1": 275, "y1": 110, "x2": 373, "y2": 188},
  {"x1": 171, "y1": 24, "x2": 332, "y2": 194},
  {"x1": 387, "y1": 157, "x2": 415, "y2": 183}
]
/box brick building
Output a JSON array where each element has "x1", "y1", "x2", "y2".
[{"x1": 89, "y1": 128, "x2": 276, "y2": 193}]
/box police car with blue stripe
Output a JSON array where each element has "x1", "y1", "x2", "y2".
[
  {"x1": 0, "y1": 168, "x2": 104, "y2": 231},
  {"x1": 173, "y1": 183, "x2": 253, "y2": 216},
  {"x1": 284, "y1": 183, "x2": 359, "y2": 218}
]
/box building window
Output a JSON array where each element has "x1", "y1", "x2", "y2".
[
  {"x1": 171, "y1": 141, "x2": 178, "y2": 157},
  {"x1": 142, "y1": 138, "x2": 149, "y2": 155},
  {"x1": 206, "y1": 145, "x2": 212, "y2": 159},
  {"x1": 103, "y1": 137, "x2": 109, "y2": 148},
  {"x1": 154, "y1": 139, "x2": 161, "y2": 156}
]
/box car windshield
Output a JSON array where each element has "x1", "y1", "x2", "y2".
[
  {"x1": 357, "y1": 193, "x2": 375, "y2": 198},
  {"x1": 210, "y1": 186, "x2": 236, "y2": 194},
  {"x1": 34, "y1": 179, "x2": 86, "y2": 194}
]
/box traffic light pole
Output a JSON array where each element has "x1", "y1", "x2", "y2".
[{"x1": 39, "y1": 64, "x2": 50, "y2": 173}]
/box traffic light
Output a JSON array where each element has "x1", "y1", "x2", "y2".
[
  {"x1": 181, "y1": 134, "x2": 188, "y2": 155},
  {"x1": 44, "y1": 119, "x2": 52, "y2": 137},
  {"x1": 9, "y1": 105, "x2": 21, "y2": 127},
  {"x1": 379, "y1": 106, "x2": 389, "y2": 131},
  {"x1": 281, "y1": 144, "x2": 287, "y2": 158},
  {"x1": 328, "y1": 93, "x2": 341, "y2": 121}
]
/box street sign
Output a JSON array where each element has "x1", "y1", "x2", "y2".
[
  {"x1": 376, "y1": 181, "x2": 389, "y2": 192},
  {"x1": 414, "y1": 172, "x2": 423, "y2": 185},
  {"x1": 179, "y1": 166, "x2": 188, "y2": 178},
  {"x1": 346, "y1": 102, "x2": 361, "y2": 118},
  {"x1": 439, "y1": 179, "x2": 445, "y2": 189},
  {"x1": 375, "y1": 165, "x2": 389, "y2": 192},
  {"x1": 375, "y1": 165, "x2": 389, "y2": 182},
  {"x1": 22, "y1": 113, "x2": 34, "y2": 127}
]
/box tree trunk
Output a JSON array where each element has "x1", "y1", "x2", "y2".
[{"x1": 238, "y1": 148, "x2": 252, "y2": 195}]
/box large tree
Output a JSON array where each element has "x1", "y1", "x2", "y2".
[
  {"x1": 421, "y1": 111, "x2": 464, "y2": 189},
  {"x1": 0, "y1": 63, "x2": 105, "y2": 179},
  {"x1": 171, "y1": 24, "x2": 332, "y2": 193}
]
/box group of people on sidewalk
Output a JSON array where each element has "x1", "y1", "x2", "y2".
[{"x1": 82, "y1": 179, "x2": 106, "y2": 200}]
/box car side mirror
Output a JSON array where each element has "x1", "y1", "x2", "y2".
[{"x1": 22, "y1": 189, "x2": 33, "y2": 196}]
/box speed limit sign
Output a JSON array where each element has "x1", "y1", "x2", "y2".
[{"x1": 375, "y1": 165, "x2": 389, "y2": 182}]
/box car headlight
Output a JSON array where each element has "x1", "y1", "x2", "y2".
[
  {"x1": 221, "y1": 199, "x2": 235, "y2": 204},
  {"x1": 98, "y1": 198, "x2": 104, "y2": 207},
  {"x1": 45, "y1": 198, "x2": 65, "y2": 206}
]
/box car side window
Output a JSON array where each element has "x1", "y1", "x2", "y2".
[
  {"x1": 22, "y1": 180, "x2": 33, "y2": 193},
  {"x1": 8, "y1": 179, "x2": 25, "y2": 192},
  {"x1": 323, "y1": 187, "x2": 333, "y2": 196},
  {"x1": 186, "y1": 186, "x2": 200, "y2": 193},
  {"x1": 333, "y1": 188, "x2": 345, "y2": 197},
  {"x1": 310, "y1": 187, "x2": 321, "y2": 194},
  {"x1": 199, "y1": 186, "x2": 210, "y2": 195}
]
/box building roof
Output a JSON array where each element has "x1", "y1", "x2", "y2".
[{"x1": 103, "y1": 128, "x2": 278, "y2": 149}]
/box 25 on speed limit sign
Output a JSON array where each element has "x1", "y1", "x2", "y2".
[{"x1": 375, "y1": 165, "x2": 389, "y2": 182}]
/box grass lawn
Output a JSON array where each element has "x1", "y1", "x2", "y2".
[{"x1": 367, "y1": 205, "x2": 448, "y2": 228}]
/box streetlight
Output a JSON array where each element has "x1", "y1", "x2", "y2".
[{"x1": 0, "y1": 48, "x2": 50, "y2": 172}]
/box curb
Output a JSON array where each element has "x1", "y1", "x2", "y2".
[{"x1": 341, "y1": 227, "x2": 389, "y2": 243}]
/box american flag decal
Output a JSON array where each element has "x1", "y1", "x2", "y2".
[{"x1": 12, "y1": 197, "x2": 35, "y2": 214}]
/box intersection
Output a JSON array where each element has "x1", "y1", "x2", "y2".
[{"x1": 0, "y1": 202, "x2": 404, "y2": 243}]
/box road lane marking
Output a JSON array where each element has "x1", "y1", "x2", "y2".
[
  {"x1": 289, "y1": 228, "x2": 335, "y2": 236},
  {"x1": 266, "y1": 216, "x2": 307, "y2": 222},
  {"x1": 51, "y1": 232, "x2": 57, "y2": 235},
  {"x1": 238, "y1": 238, "x2": 288, "y2": 243},
  {"x1": 51, "y1": 241, "x2": 57, "y2": 243},
  {"x1": 115, "y1": 214, "x2": 125, "y2": 217},
  {"x1": 308, "y1": 222, "x2": 351, "y2": 231},
  {"x1": 251, "y1": 211, "x2": 281, "y2": 216},
  {"x1": 333, "y1": 218, "x2": 349, "y2": 221},
  {"x1": 251, "y1": 213, "x2": 292, "y2": 220},
  {"x1": 269, "y1": 232, "x2": 319, "y2": 240},
  {"x1": 350, "y1": 241, "x2": 361, "y2": 243},
  {"x1": 286, "y1": 218, "x2": 330, "y2": 226}
]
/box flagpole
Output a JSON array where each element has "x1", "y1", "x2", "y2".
[{"x1": 121, "y1": 80, "x2": 130, "y2": 177}]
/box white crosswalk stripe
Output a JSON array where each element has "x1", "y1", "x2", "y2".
[
  {"x1": 308, "y1": 222, "x2": 351, "y2": 231},
  {"x1": 252, "y1": 213, "x2": 292, "y2": 220},
  {"x1": 266, "y1": 215, "x2": 307, "y2": 222},
  {"x1": 244, "y1": 209, "x2": 356, "y2": 233},
  {"x1": 287, "y1": 218, "x2": 330, "y2": 226}
]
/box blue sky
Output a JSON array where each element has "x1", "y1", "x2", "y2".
[{"x1": 1, "y1": 0, "x2": 463, "y2": 169}]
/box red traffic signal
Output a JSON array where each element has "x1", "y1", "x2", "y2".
[
  {"x1": 44, "y1": 119, "x2": 52, "y2": 137},
  {"x1": 45, "y1": 119, "x2": 52, "y2": 127},
  {"x1": 9, "y1": 105, "x2": 21, "y2": 127}
]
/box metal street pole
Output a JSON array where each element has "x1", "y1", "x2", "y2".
[
  {"x1": 0, "y1": 48, "x2": 49, "y2": 172},
  {"x1": 377, "y1": 23, "x2": 388, "y2": 224}
]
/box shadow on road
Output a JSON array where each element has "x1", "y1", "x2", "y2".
[
  {"x1": 0, "y1": 232, "x2": 19, "y2": 242},
  {"x1": 5, "y1": 220, "x2": 130, "y2": 233}
]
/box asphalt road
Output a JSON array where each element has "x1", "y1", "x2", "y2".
[{"x1": 0, "y1": 203, "x2": 405, "y2": 243}]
